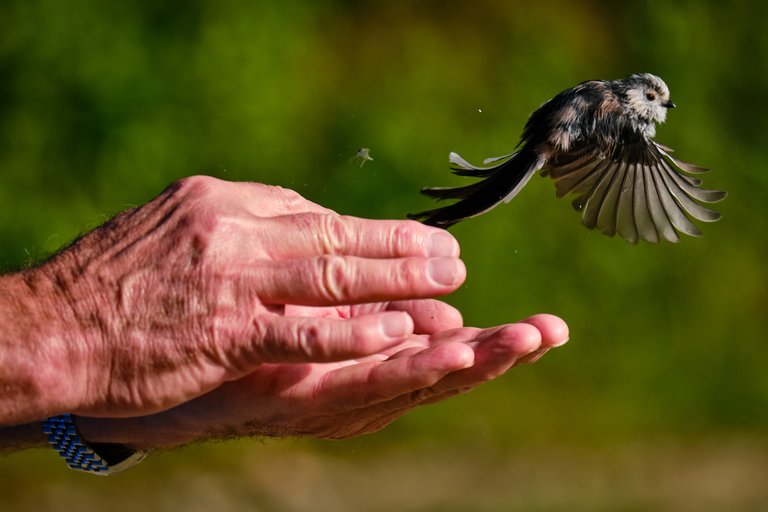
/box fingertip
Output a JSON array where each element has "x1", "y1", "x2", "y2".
[
  {"x1": 380, "y1": 311, "x2": 414, "y2": 341},
  {"x1": 438, "y1": 302, "x2": 464, "y2": 331},
  {"x1": 521, "y1": 313, "x2": 570, "y2": 347},
  {"x1": 426, "y1": 230, "x2": 461, "y2": 258},
  {"x1": 456, "y1": 258, "x2": 467, "y2": 285},
  {"x1": 505, "y1": 322, "x2": 543, "y2": 355},
  {"x1": 476, "y1": 323, "x2": 543, "y2": 357},
  {"x1": 426, "y1": 257, "x2": 466, "y2": 288}
]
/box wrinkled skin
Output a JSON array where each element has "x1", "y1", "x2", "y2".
[{"x1": 1, "y1": 176, "x2": 567, "y2": 449}]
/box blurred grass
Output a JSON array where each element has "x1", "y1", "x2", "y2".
[
  {"x1": 3, "y1": 436, "x2": 768, "y2": 512},
  {"x1": 1, "y1": 0, "x2": 767, "y2": 509}
]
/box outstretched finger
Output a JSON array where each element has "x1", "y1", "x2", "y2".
[
  {"x1": 252, "y1": 214, "x2": 460, "y2": 260},
  {"x1": 247, "y1": 255, "x2": 466, "y2": 306},
  {"x1": 340, "y1": 324, "x2": 545, "y2": 416},
  {"x1": 515, "y1": 314, "x2": 570, "y2": 364},
  {"x1": 311, "y1": 342, "x2": 475, "y2": 410},
  {"x1": 520, "y1": 314, "x2": 569, "y2": 347},
  {"x1": 426, "y1": 323, "x2": 543, "y2": 393}
]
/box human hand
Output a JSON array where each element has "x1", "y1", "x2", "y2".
[
  {"x1": 11, "y1": 176, "x2": 467, "y2": 424},
  {"x1": 77, "y1": 313, "x2": 568, "y2": 448}
]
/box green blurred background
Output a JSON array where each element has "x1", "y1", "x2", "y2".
[{"x1": 1, "y1": 0, "x2": 767, "y2": 510}]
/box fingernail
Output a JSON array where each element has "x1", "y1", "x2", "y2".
[
  {"x1": 428, "y1": 258, "x2": 461, "y2": 286},
  {"x1": 381, "y1": 313, "x2": 412, "y2": 339},
  {"x1": 427, "y1": 231, "x2": 459, "y2": 257},
  {"x1": 552, "y1": 337, "x2": 570, "y2": 348}
]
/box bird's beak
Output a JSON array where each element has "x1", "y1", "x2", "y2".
[{"x1": 663, "y1": 100, "x2": 676, "y2": 109}]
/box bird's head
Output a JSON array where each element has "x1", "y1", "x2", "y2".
[{"x1": 619, "y1": 73, "x2": 675, "y2": 125}]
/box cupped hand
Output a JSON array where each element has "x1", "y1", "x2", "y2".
[{"x1": 80, "y1": 312, "x2": 568, "y2": 448}]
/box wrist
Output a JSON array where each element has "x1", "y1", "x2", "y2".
[
  {"x1": 43, "y1": 414, "x2": 149, "y2": 475},
  {"x1": 75, "y1": 408, "x2": 201, "y2": 451},
  {"x1": 0, "y1": 411, "x2": 197, "y2": 455},
  {"x1": 0, "y1": 269, "x2": 79, "y2": 425},
  {"x1": 0, "y1": 243, "x2": 119, "y2": 425}
]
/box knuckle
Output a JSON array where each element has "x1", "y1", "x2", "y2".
[
  {"x1": 252, "y1": 318, "x2": 333, "y2": 361},
  {"x1": 121, "y1": 177, "x2": 233, "y2": 275},
  {"x1": 390, "y1": 258, "x2": 419, "y2": 290},
  {"x1": 292, "y1": 322, "x2": 324, "y2": 359},
  {"x1": 175, "y1": 206, "x2": 224, "y2": 267},
  {"x1": 247, "y1": 316, "x2": 271, "y2": 352},
  {"x1": 248, "y1": 317, "x2": 312, "y2": 361},
  {"x1": 286, "y1": 212, "x2": 346, "y2": 254},
  {"x1": 166, "y1": 178, "x2": 227, "y2": 238},
  {"x1": 314, "y1": 254, "x2": 352, "y2": 303},
  {"x1": 172, "y1": 175, "x2": 222, "y2": 200},
  {"x1": 272, "y1": 186, "x2": 306, "y2": 211},
  {"x1": 182, "y1": 204, "x2": 221, "y2": 234},
  {"x1": 389, "y1": 220, "x2": 421, "y2": 253},
  {"x1": 319, "y1": 214, "x2": 351, "y2": 253}
]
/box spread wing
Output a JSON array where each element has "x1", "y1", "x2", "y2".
[{"x1": 545, "y1": 140, "x2": 726, "y2": 244}]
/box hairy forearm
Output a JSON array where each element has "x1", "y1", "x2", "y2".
[
  {"x1": 0, "y1": 407, "x2": 208, "y2": 454},
  {"x1": 0, "y1": 417, "x2": 185, "y2": 454},
  {"x1": 0, "y1": 271, "x2": 51, "y2": 424},
  {"x1": 0, "y1": 268, "x2": 82, "y2": 426},
  {"x1": 0, "y1": 409, "x2": 197, "y2": 454}
]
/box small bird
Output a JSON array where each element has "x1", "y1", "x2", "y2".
[{"x1": 408, "y1": 73, "x2": 726, "y2": 243}]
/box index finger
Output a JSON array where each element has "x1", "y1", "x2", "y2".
[{"x1": 249, "y1": 214, "x2": 460, "y2": 260}]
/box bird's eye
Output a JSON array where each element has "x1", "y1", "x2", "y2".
[{"x1": 646, "y1": 92, "x2": 656, "y2": 101}]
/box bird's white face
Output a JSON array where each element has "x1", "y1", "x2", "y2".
[{"x1": 624, "y1": 74, "x2": 673, "y2": 125}]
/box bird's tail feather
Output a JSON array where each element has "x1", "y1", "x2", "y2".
[{"x1": 408, "y1": 150, "x2": 540, "y2": 228}]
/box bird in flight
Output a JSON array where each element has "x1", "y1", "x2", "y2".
[{"x1": 408, "y1": 73, "x2": 726, "y2": 243}]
